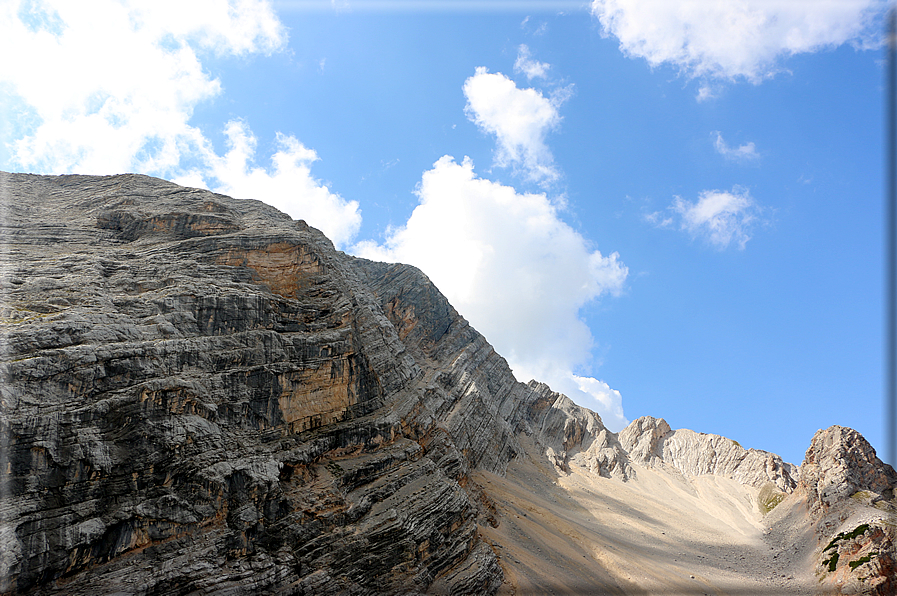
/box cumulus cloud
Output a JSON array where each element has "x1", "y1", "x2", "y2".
[
  {"x1": 591, "y1": 0, "x2": 884, "y2": 82},
  {"x1": 198, "y1": 121, "x2": 362, "y2": 247},
  {"x1": 463, "y1": 67, "x2": 567, "y2": 184},
  {"x1": 0, "y1": 0, "x2": 362, "y2": 248},
  {"x1": 514, "y1": 44, "x2": 550, "y2": 80},
  {"x1": 354, "y1": 156, "x2": 629, "y2": 429},
  {"x1": 657, "y1": 186, "x2": 760, "y2": 250},
  {"x1": 1, "y1": 0, "x2": 286, "y2": 175},
  {"x1": 713, "y1": 131, "x2": 759, "y2": 161}
]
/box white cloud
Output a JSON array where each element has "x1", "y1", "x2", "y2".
[
  {"x1": 1, "y1": 0, "x2": 286, "y2": 175},
  {"x1": 713, "y1": 131, "x2": 759, "y2": 161},
  {"x1": 696, "y1": 84, "x2": 715, "y2": 102},
  {"x1": 668, "y1": 186, "x2": 761, "y2": 249},
  {"x1": 129, "y1": 0, "x2": 286, "y2": 56},
  {"x1": 0, "y1": 0, "x2": 363, "y2": 248},
  {"x1": 514, "y1": 44, "x2": 550, "y2": 80},
  {"x1": 353, "y1": 155, "x2": 629, "y2": 429},
  {"x1": 281, "y1": 1, "x2": 585, "y2": 12},
  {"x1": 571, "y1": 375, "x2": 626, "y2": 429},
  {"x1": 201, "y1": 121, "x2": 362, "y2": 248},
  {"x1": 642, "y1": 209, "x2": 673, "y2": 229},
  {"x1": 463, "y1": 67, "x2": 566, "y2": 184},
  {"x1": 591, "y1": 0, "x2": 884, "y2": 82}
]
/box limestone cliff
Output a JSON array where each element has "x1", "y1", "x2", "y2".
[
  {"x1": 619, "y1": 415, "x2": 800, "y2": 491},
  {"x1": 1, "y1": 172, "x2": 894, "y2": 595},
  {"x1": 0, "y1": 172, "x2": 624, "y2": 595}
]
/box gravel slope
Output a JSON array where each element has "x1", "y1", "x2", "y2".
[{"x1": 477, "y1": 437, "x2": 822, "y2": 596}]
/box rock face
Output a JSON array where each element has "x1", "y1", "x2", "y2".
[
  {"x1": 801, "y1": 425, "x2": 897, "y2": 517},
  {"x1": 520, "y1": 381, "x2": 632, "y2": 481},
  {"x1": 1, "y1": 172, "x2": 894, "y2": 595},
  {"x1": 797, "y1": 426, "x2": 897, "y2": 595},
  {"x1": 619, "y1": 415, "x2": 800, "y2": 491},
  {"x1": 0, "y1": 172, "x2": 629, "y2": 595}
]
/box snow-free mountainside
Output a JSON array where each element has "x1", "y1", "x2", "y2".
[{"x1": 1, "y1": 172, "x2": 895, "y2": 595}]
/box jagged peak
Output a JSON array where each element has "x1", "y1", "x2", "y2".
[
  {"x1": 618, "y1": 415, "x2": 799, "y2": 492},
  {"x1": 800, "y1": 425, "x2": 897, "y2": 516}
]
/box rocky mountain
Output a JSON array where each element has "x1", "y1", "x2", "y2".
[
  {"x1": 798, "y1": 425, "x2": 897, "y2": 594},
  {"x1": 0, "y1": 172, "x2": 894, "y2": 595}
]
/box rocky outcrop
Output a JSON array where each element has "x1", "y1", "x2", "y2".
[
  {"x1": 523, "y1": 382, "x2": 631, "y2": 480},
  {"x1": 619, "y1": 416, "x2": 799, "y2": 491},
  {"x1": 798, "y1": 426, "x2": 897, "y2": 595},
  {"x1": 618, "y1": 415, "x2": 670, "y2": 467},
  {"x1": 801, "y1": 425, "x2": 897, "y2": 518}
]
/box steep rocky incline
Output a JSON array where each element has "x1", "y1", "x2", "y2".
[
  {"x1": 0, "y1": 172, "x2": 630, "y2": 595},
  {"x1": 351, "y1": 258, "x2": 634, "y2": 482},
  {"x1": 0, "y1": 172, "x2": 499, "y2": 595},
  {"x1": 2, "y1": 172, "x2": 894, "y2": 596}
]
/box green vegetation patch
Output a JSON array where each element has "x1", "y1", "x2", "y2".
[
  {"x1": 849, "y1": 553, "x2": 875, "y2": 570},
  {"x1": 325, "y1": 461, "x2": 344, "y2": 476},
  {"x1": 824, "y1": 524, "x2": 870, "y2": 552},
  {"x1": 823, "y1": 552, "x2": 840, "y2": 572},
  {"x1": 758, "y1": 482, "x2": 786, "y2": 514}
]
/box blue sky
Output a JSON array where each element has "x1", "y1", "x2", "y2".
[{"x1": 1, "y1": 0, "x2": 889, "y2": 467}]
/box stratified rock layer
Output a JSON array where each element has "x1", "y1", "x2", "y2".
[
  {"x1": 0, "y1": 173, "x2": 499, "y2": 594},
  {"x1": 0, "y1": 172, "x2": 637, "y2": 595},
  {"x1": 619, "y1": 415, "x2": 800, "y2": 492},
  {"x1": 2, "y1": 172, "x2": 895, "y2": 595}
]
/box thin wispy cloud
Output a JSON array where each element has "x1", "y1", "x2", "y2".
[
  {"x1": 354, "y1": 155, "x2": 629, "y2": 428},
  {"x1": 713, "y1": 132, "x2": 759, "y2": 162},
  {"x1": 514, "y1": 44, "x2": 550, "y2": 80},
  {"x1": 463, "y1": 66, "x2": 568, "y2": 184},
  {"x1": 591, "y1": 0, "x2": 884, "y2": 83},
  {"x1": 696, "y1": 84, "x2": 715, "y2": 102},
  {"x1": 668, "y1": 187, "x2": 761, "y2": 250}
]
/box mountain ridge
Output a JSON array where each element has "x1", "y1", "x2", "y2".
[{"x1": 0, "y1": 171, "x2": 894, "y2": 595}]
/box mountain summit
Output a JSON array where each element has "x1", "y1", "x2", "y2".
[{"x1": 1, "y1": 172, "x2": 894, "y2": 595}]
